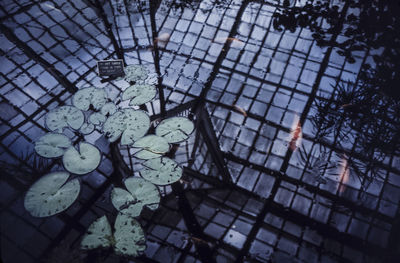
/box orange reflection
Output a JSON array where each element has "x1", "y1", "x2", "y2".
[
  {"x1": 338, "y1": 156, "x2": 350, "y2": 193},
  {"x1": 289, "y1": 114, "x2": 302, "y2": 151}
]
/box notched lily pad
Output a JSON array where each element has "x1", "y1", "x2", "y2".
[
  {"x1": 111, "y1": 177, "x2": 160, "y2": 217},
  {"x1": 132, "y1": 135, "x2": 170, "y2": 159},
  {"x1": 81, "y1": 215, "x2": 112, "y2": 250},
  {"x1": 155, "y1": 117, "x2": 194, "y2": 143},
  {"x1": 100, "y1": 102, "x2": 117, "y2": 116},
  {"x1": 24, "y1": 171, "x2": 80, "y2": 217},
  {"x1": 72, "y1": 87, "x2": 107, "y2": 111},
  {"x1": 81, "y1": 213, "x2": 146, "y2": 257},
  {"x1": 62, "y1": 142, "x2": 101, "y2": 175},
  {"x1": 89, "y1": 112, "x2": 106, "y2": 126},
  {"x1": 124, "y1": 65, "x2": 148, "y2": 83},
  {"x1": 80, "y1": 123, "x2": 95, "y2": 135},
  {"x1": 114, "y1": 213, "x2": 146, "y2": 257},
  {"x1": 103, "y1": 109, "x2": 150, "y2": 145},
  {"x1": 34, "y1": 133, "x2": 71, "y2": 158},
  {"x1": 45, "y1": 106, "x2": 84, "y2": 133},
  {"x1": 122, "y1": 84, "x2": 157, "y2": 106},
  {"x1": 140, "y1": 157, "x2": 182, "y2": 185}
]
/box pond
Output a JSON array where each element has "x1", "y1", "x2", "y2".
[{"x1": 1, "y1": 0, "x2": 399, "y2": 262}]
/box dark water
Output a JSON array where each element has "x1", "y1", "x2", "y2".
[{"x1": 1, "y1": 0, "x2": 399, "y2": 262}]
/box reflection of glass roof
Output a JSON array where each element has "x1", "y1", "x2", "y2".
[{"x1": 1, "y1": 0, "x2": 399, "y2": 262}]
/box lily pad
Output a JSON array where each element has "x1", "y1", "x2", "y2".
[
  {"x1": 132, "y1": 135, "x2": 170, "y2": 159},
  {"x1": 24, "y1": 171, "x2": 80, "y2": 217},
  {"x1": 62, "y1": 142, "x2": 101, "y2": 175},
  {"x1": 81, "y1": 213, "x2": 146, "y2": 257},
  {"x1": 80, "y1": 123, "x2": 95, "y2": 135},
  {"x1": 122, "y1": 84, "x2": 157, "y2": 106},
  {"x1": 45, "y1": 106, "x2": 84, "y2": 133},
  {"x1": 81, "y1": 215, "x2": 112, "y2": 250},
  {"x1": 103, "y1": 109, "x2": 150, "y2": 144},
  {"x1": 89, "y1": 112, "x2": 106, "y2": 126},
  {"x1": 111, "y1": 177, "x2": 160, "y2": 217},
  {"x1": 155, "y1": 117, "x2": 194, "y2": 143},
  {"x1": 72, "y1": 87, "x2": 107, "y2": 111},
  {"x1": 124, "y1": 65, "x2": 148, "y2": 83},
  {"x1": 114, "y1": 213, "x2": 146, "y2": 257},
  {"x1": 100, "y1": 102, "x2": 117, "y2": 116},
  {"x1": 34, "y1": 133, "x2": 71, "y2": 158},
  {"x1": 140, "y1": 157, "x2": 182, "y2": 185}
]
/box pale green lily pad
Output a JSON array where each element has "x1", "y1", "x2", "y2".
[
  {"x1": 103, "y1": 109, "x2": 150, "y2": 144},
  {"x1": 122, "y1": 84, "x2": 157, "y2": 106},
  {"x1": 72, "y1": 87, "x2": 107, "y2": 111},
  {"x1": 155, "y1": 117, "x2": 194, "y2": 143},
  {"x1": 102, "y1": 111, "x2": 126, "y2": 142},
  {"x1": 81, "y1": 213, "x2": 146, "y2": 257},
  {"x1": 100, "y1": 102, "x2": 117, "y2": 116},
  {"x1": 45, "y1": 106, "x2": 84, "y2": 133},
  {"x1": 81, "y1": 215, "x2": 112, "y2": 250},
  {"x1": 124, "y1": 65, "x2": 148, "y2": 83},
  {"x1": 62, "y1": 142, "x2": 101, "y2": 175},
  {"x1": 132, "y1": 135, "x2": 170, "y2": 159},
  {"x1": 140, "y1": 157, "x2": 182, "y2": 185},
  {"x1": 111, "y1": 177, "x2": 160, "y2": 217},
  {"x1": 80, "y1": 123, "x2": 95, "y2": 135},
  {"x1": 24, "y1": 171, "x2": 80, "y2": 217},
  {"x1": 114, "y1": 213, "x2": 146, "y2": 257},
  {"x1": 34, "y1": 133, "x2": 71, "y2": 158},
  {"x1": 89, "y1": 112, "x2": 106, "y2": 126}
]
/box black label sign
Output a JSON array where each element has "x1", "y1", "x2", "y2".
[{"x1": 97, "y1": 60, "x2": 124, "y2": 77}]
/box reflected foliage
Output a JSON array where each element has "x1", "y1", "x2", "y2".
[
  {"x1": 273, "y1": 0, "x2": 400, "y2": 99},
  {"x1": 313, "y1": 80, "x2": 400, "y2": 187}
]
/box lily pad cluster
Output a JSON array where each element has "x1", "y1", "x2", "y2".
[{"x1": 24, "y1": 64, "x2": 195, "y2": 258}]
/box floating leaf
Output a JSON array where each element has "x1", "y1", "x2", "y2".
[
  {"x1": 45, "y1": 106, "x2": 84, "y2": 132},
  {"x1": 81, "y1": 215, "x2": 112, "y2": 250},
  {"x1": 114, "y1": 213, "x2": 146, "y2": 256},
  {"x1": 111, "y1": 177, "x2": 160, "y2": 217},
  {"x1": 132, "y1": 135, "x2": 170, "y2": 159},
  {"x1": 103, "y1": 109, "x2": 150, "y2": 144},
  {"x1": 140, "y1": 157, "x2": 182, "y2": 185},
  {"x1": 72, "y1": 87, "x2": 107, "y2": 111},
  {"x1": 80, "y1": 123, "x2": 95, "y2": 135},
  {"x1": 34, "y1": 133, "x2": 71, "y2": 158},
  {"x1": 124, "y1": 65, "x2": 148, "y2": 83},
  {"x1": 102, "y1": 111, "x2": 126, "y2": 142},
  {"x1": 155, "y1": 116, "x2": 194, "y2": 143},
  {"x1": 62, "y1": 142, "x2": 101, "y2": 175},
  {"x1": 24, "y1": 171, "x2": 80, "y2": 217},
  {"x1": 89, "y1": 112, "x2": 106, "y2": 126},
  {"x1": 100, "y1": 102, "x2": 117, "y2": 116},
  {"x1": 81, "y1": 213, "x2": 146, "y2": 257},
  {"x1": 122, "y1": 84, "x2": 157, "y2": 106}
]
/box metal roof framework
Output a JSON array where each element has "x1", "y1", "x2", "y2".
[{"x1": 1, "y1": 0, "x2": 399, "y2": 262}]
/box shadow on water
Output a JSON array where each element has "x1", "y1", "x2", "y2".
[{"x1": 273, "y1": 0, "x2": 400, "y2": 190}]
